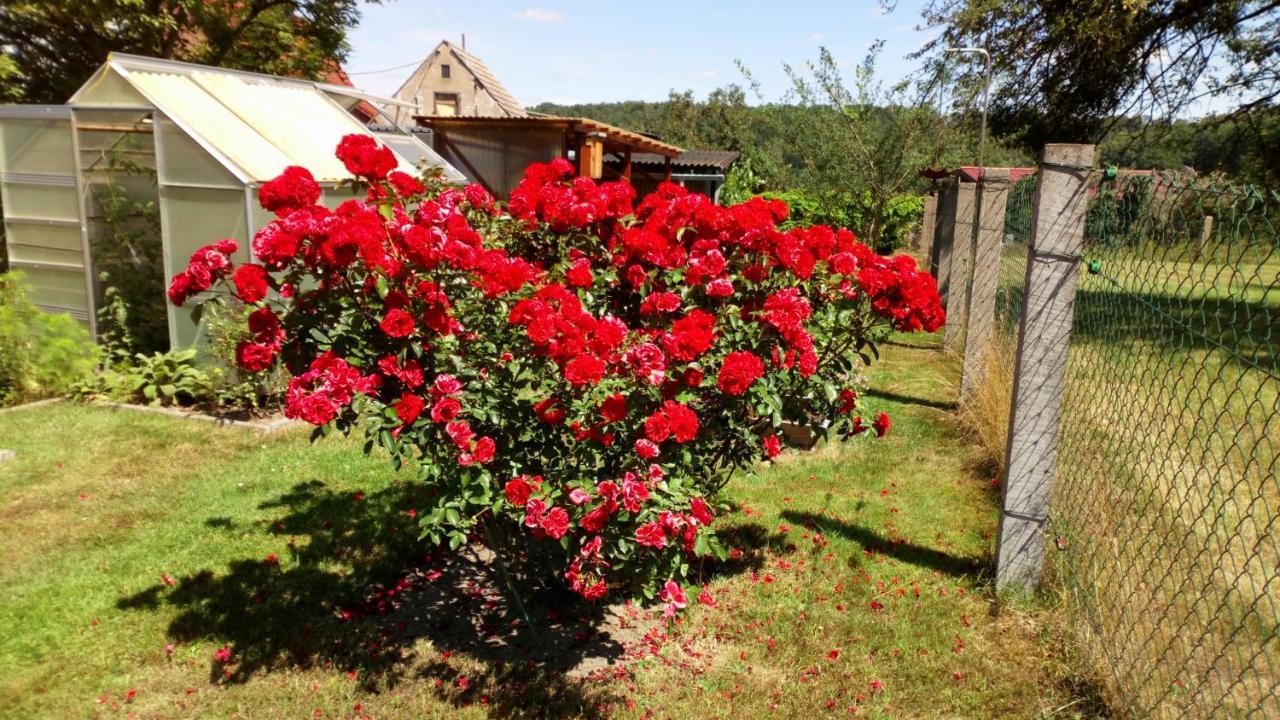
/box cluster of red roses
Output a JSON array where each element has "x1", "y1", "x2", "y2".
[{"x1": 167, "y1": 134, "x2": 943, "y2": 611}]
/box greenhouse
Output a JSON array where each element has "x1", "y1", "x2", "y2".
[{"x1": 0, "y1": 53, "x2": 463, "y2": 350}]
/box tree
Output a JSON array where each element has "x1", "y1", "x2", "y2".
[
  {"x1": 916, "y1": 0, "x2": 1280, "y2": 153},
  {"x1": 0, "y1": 0, "x2": 374, "y2": 104}
]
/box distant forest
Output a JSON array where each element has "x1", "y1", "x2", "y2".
[{"x1": 532, "y1": 99, "x2": 1278, "y2": 186}]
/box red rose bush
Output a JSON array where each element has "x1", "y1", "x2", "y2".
[{"x1": 169, "y1": 135, "x2": 943, "y2": 611}]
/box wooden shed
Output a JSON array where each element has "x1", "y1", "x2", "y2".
[{"x1": 417, "y1": 115, "x2": 683, "y2": 198}]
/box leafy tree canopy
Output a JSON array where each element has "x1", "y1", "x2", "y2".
[
  {"x1": 0, "y1": 0, "x2": 375, "y2": 104},
  {"x1": 916, "y1": 0, "x2": 1280, "y2": 154}
]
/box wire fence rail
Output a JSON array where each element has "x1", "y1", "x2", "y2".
[{"x1": 932, "y1": 149, "x2": 1279, "y2": 718}]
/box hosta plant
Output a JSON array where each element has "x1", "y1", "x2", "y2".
[{"x1": 168, "y1": 135, "x2": 943, "y2": 614}]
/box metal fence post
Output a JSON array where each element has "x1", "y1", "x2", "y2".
[
  {"x1": 943, "y1": 179, "x2": 977, "y2": 351},
  {"x1": 995, "y1": 143, "x2": 1094, "y2": 591},
  {"x1": 919, "y1": 192, "x2": 938, "y2": 261},
  {"x1": 960, "y1": 172, "x2": 1012, "y2": 399}
]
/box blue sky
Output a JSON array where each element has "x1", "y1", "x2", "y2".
[{"x1": 344, "y1": 1, "x2": 937, "y2": 106}]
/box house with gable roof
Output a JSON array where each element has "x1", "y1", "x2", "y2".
[{"x1": 388, "y1": 40, "x2": 526, "y2": 124}]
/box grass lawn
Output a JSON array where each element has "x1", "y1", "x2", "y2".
[{"x1": 0, "y1": 336, "x2": 1096, "y2": 719}]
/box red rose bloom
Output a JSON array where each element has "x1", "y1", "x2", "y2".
[
  {"x1": 235, "y1": 341, "x2": 276, "y2": 372},
  {"x1": 635, "y1": 521, "x2": 667, "y2": 549},
  {"x1": 258, "y1": 166, "x2": 320, "y2": 215},
  {"x1": 541, "y1": 506, "x2": 570, "y2": 539},
  {"x1": 663, "y1": 401, "x2": 699, "y2": 443},
  {"x1": 763, "y1": 434, "x2": 782, "y2": 459},
  {"x1": 431, "y1": 396, "x2": 461, "y2": 423},
  {"x1": 335, "y1": 134, "x2": 397, "y2": 180},
  {"x1": 690, "y1": 497, "x2": 714, "y2": 525},
  {"x1": 505, "y1": 476, "x2": 533, "y2": 506},
  {"x1": 717, "y1": 350, "x2": 765, "y2": 396},
  {"x1": 565, "y1": 258, "x2": 593, "y2": 288},
  {"x1": 231, "y1": 263, "x2": 270, "y2": 303},
  {"x1": 167, "y1": 272, "x2": 193, "y2": 306},
  {"x1": 470, "y1": 436, "x2": 496, "y2": 464},
  {"x1": 643, "y1": 412, "x2": 671, "y2": 443},
  {"x1": 564, "y1": 354, "x2": 606, "y2": 386},
  {"x1": 395, "y1": 393, "x2": 425, "y2": 424},
  {"x1": 873, "y1": 412, "x2": 892, "y2": 437},
  {"x1": 634, "y1": 438, "x2": 659, "y2": 459},
  {"x1": 661, "y1": 309, "x2": 716, "y2": 361},
  {"x1": 600, "y1": 393, "x2": 627, "y2": 423},
  {"x1": 380, "y1": 309, "x2": 415, "y2": 338}
]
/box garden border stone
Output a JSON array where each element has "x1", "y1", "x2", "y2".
[
  {"x1": 0, "y1": 397, "x2": 66, "y2": 415},
  {"x1": 90, "y1": 400, "x2": 300, "y2": 433}
]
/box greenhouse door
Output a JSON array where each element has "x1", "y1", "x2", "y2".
[{"x1": 0, "y1": 106, "x2": 95, "y2": 336}]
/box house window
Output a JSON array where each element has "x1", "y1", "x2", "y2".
[
  {"x1": 441, "y1": 64, "x2": 451, "y2": 79},
  {"x1": 433, "y1": 92, "x2": 459, "y2": 116}
]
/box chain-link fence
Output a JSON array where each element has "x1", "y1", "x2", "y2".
[
  {"x1": 929, "y1": 160, "x2": 1279, "y2": 716},
  {"x1": 1048, "y1": 173, "x2": 1278, "y2": 718}
]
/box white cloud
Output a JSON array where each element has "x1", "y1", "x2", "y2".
[
  {"x1": 809, "y1": 33, "x2": 825, "y2": 43},
  {"x1": 697, "y1": 68, "x2": 719, "y2": 80},
  {"x1": 515, "y1": 8, "x2": 564, "y2": 22}
]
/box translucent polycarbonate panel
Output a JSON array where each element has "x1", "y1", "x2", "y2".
[
  {"x1": 321, "y1": 185, "x2": 362, "y2": 209},
  {"x1": 127, "y1": 71, "x2": 285, "y2": 180},
  {"x1": 5, "y1": 222, "x2": 84, "y2": 257},
  {"x1": 0, "y1": 182, "x2": 80, "y2": 220},
  {"x1": 193, "y1": 72, "x2": 388, "y2": 181},
  {"x1": 15, "y1": 266, "x2": 89, "y2": 317},
  {"x1": 0, "y1": 116, "x2": 75, "y2": 176},
  {"x1": 70, "y1": 67, "x2": 149, "y2": 106},
  {"x1": 159, "y1": 185, "x2": 249, "y2": 348},
  {"x1": 75, "y1": 109, "x2": 157, "y2": 176},
  {"x1": 154, "y1": 116, "x2": 240, "y2": 188},
  {"x1": 375, "y1": 132, "x2": 467, "y2": 183}
]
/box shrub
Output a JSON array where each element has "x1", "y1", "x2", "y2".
[
  {"x1": 169, "y1": 137, "x2": 944, "y2": 611},
  {"x1": 0, "y1": 272, "x2": 97, "y2": 405}
]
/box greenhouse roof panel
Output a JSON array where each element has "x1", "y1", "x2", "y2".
[
  {"x1": 125, "y1": 70, "x2": 291, "y2": 181},
  {"x1": 105, "y1": 55, "x2": 438, "y2": 184}
]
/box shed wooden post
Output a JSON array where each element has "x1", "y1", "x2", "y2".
[
  {"x1": 663, "y1": 156, "x2": 672, "y2": 182},
  {"x1": 623, "y1": 148, "x2": 633, "y2": 182},
  {"x1": 942, "y1": 179, "x2": 977, "y2": 351},
  {"x1": 920, "y1": 192, "x2": 938, "y2": 260},
  {"x1": 995, "y1": 143, "x2": 1095, "y2": 591},
  {"x1": 960, "y1": 172, "x2": 1012, "y2": 399}
]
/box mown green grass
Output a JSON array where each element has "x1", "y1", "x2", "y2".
[{"x1": 0, "y1": 337, "x2": 1096, "y2": 719}]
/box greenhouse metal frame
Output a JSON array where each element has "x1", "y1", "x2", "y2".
[{"x1": 0, "y1": 53, "x2": 463, "y2": 350}]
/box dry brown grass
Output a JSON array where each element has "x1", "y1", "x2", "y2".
[{"x1": 954, "y1": 329, "x2": 1018, "y2": 476}]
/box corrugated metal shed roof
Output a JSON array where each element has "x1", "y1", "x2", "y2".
[
  {"x1": 625, "y1": 150, "x2": 740, "y2": 172},
  {"x1": 418, "y1": 115, "x2": 683, "y2": 157}
]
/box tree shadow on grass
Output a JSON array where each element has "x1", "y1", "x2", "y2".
[
  {"x1": 780, "y1": 509, "x2": 989, "y2": 579},
  {"x1": 862, "y1": 387, "x2": 957, "y2": 412},
  {"x1": 117, "y1": 479, "x2": 772, "y2": 717}
]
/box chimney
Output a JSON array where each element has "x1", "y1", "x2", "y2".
[{"x1": 461, "y1": 33, "x2": 466, "y2": 51}]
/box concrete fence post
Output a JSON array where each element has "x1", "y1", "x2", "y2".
[
  {"x1": 931, "y1": 182, "x2": 958, "y2": 300},
  {"x1": 995, "y1": 143, "x2": 1095, "y2": 591},
  {"x1": 960, "y1": 172, "x2": 1012, "y2": 399},
  {"x1": 1197, "y1": 214, "x2": 1214, "y2": 261},
  {"x1": 919, "y1": 192, "x2": 938, "y2": 262},
  {"x1": 942, "y1": 180, "x2": 977, "y2": 351}
]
